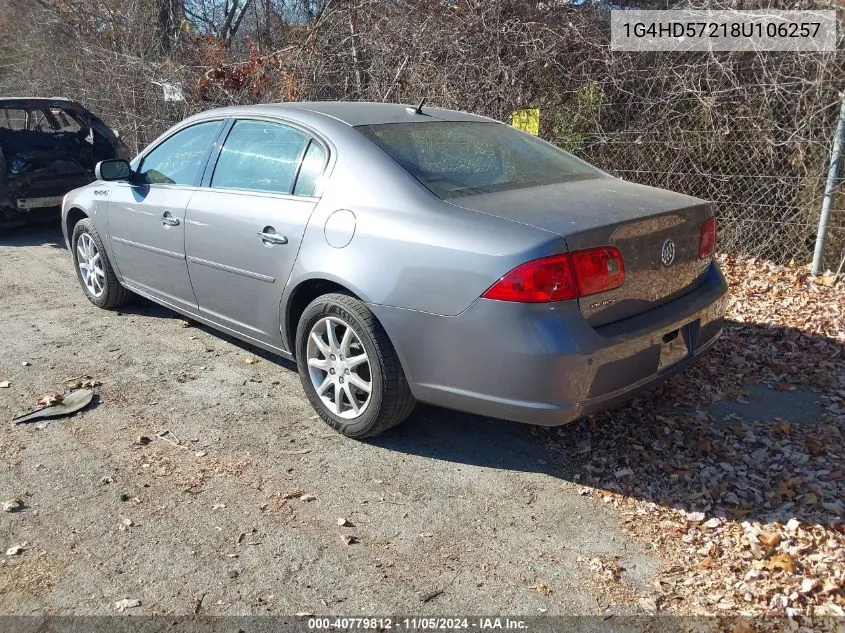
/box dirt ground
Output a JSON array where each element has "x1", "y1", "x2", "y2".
[{"x1": 0, "y1": 223, "x2": 842, "y2": 619}]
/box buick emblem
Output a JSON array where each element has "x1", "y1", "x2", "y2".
[{"x1": 660, "y1": 239, "x2": 676, "y2": 267}]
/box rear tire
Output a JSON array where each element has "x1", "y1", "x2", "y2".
[
  {"x1": 295, "y1": 293, "x2": 415, "y2": 438},
  {"x1": 71, "y1": 218, "x2": 131, "y2": 310}
]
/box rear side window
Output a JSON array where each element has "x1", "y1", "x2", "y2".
[
  {"x1": 0, "y1": 106, "x2": 85, "y2": 133},
  {"x1": 293, "y1": 141, "x2": 327, "y2": 197},
  {"x1": 212, "y1": 120, "x2": 309, "y2": 194},
  {"x1": 50, "y1": 108, "x2": 83, "y2": 132},
  {"x1": 357, "y1": 121, "x2": 601, "y2": 199},
  {"x1": 139, "y1": 120, "x2": 223, "y2": 185},
  {"x1": 0, "y1": 108, "x2": 28, "y2": 130}
]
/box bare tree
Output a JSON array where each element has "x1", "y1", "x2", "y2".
[{"x1": 2, "y1": 0, "x2": 842, "y2": 265}]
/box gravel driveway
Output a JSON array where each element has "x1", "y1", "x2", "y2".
[{"x1": 0, "y1": 224, "x2": 842, "y2": 620}]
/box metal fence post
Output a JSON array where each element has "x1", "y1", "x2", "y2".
[{"x1": 812, "y1": 95, "x2": 845, "y2": 276}]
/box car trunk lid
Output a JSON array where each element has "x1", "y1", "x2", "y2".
[{"x1": 447, "y1": 177, "x2": 714, "y2": 326}]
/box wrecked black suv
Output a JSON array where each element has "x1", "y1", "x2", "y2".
[{"x1": 0, "y1": 97, "x2": 129, "y2": 227}]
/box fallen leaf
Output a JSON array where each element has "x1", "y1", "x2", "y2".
[
  {"x1": 800, "y1": 578, "x2": 819, "y2": 594},
  {"x1": 775, "y1": 480, "x2": 796, "y2": 500},
  {"x1": 299, "y1": 494, "x2": 316, "y2": 502},
  {"x1": 820, "y1": 578, "x2": 840, "y2": 595},
  {"x1": 244, "y1": 358, "x2": 260, "y2": 365},
  {"x1": 535, "y1": 584, "x2": 552, "y2": 596},
  {"x1": 812, "y1": 273, "x2": 836, "y2": 287},
  {"x1": 757, "y1": 531, "x2": 782, "y2": 548},
  {"x1": 763, "y1": 553, "x2": 796, "y2": 574},
  {"x1": 36, "y1": 393, "x2": 63, "y2": 407},
  {"x1": 114, "y1": 598, "x2": 141, "y2": 612}
]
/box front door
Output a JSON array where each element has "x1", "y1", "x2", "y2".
[
  {"x1": 185, "y1": 119, "x2": 327, "y2": 347},
  {"x1": 107, "y1": 120, "x2": 224, "y2": 312}
]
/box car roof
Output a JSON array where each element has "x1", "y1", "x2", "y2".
[
  {"x1": 194, "y1": 101, "x2": 498, "y2": 127},
  {"x1": 0, "y1": 97, "x2": 78, "y2": 108}
]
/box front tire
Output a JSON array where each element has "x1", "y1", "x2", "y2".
[
  {"x1": 295, "y1": 293, "x2": 415, "y2": 438},
  {"x1": 71, "y1": 218, "x2": 131, "y2": 310}
]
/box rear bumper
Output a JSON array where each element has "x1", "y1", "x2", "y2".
[{"x1": 371, "y1": 262, "x2": 728, "y2": 426}]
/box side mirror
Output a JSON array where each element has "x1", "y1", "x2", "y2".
[{"x1": 95, "y1": 159, "x2": 132, "y2": 182}]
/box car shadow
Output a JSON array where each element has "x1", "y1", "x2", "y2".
[
  {"x1": 372, "y1": 319, "x2": 844, "y2": 529},
  {"x1": 0, "y1": 216, "x2": 65, "y2": 248},
  {"x1": 116, "y1": 295, "x2": 299, "y2": 373}
]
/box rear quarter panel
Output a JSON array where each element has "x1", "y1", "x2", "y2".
[{"x1": 283, "y1": 124, "x2": 566, "y2": 320}]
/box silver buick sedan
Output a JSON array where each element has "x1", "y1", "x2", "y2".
[{"x1": 61, "y1": 102, "x2": 727, "y2": 438}]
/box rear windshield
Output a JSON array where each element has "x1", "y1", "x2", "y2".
[{"x1": 356, "y1": 121, "x2": 602, "y2": 199}]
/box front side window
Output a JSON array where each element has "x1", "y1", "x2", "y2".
[
  {"x1": 211, "y1": 120, "x2": 309, "y2": 194},
  {"x1": 356, "y1": 121, "x2": 603, "y2": 199},
  {"x1": 138, "y1": 120, "x2": 223, "y2": 186}
]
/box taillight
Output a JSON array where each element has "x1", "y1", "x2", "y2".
[
  {"x1": 571, "y1": 247, "x2": 625, "y2": 296},
  {"x1": 482, "y1": 247, "x2": 624, "y2": 303},
  {"x1": 481, "y1": 254, "x2": 577, "y2": 302},
  {"x1": 699, "y1": 217, "x2": 717, "y2": 259}
]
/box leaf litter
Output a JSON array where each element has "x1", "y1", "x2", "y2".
[{"x1": 541, "y1": 256, "x2": 844, "y2": 617}]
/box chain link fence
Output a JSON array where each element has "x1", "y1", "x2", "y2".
[{"x1": 571, "y1": 122, "x2": 843, "y2": 266}]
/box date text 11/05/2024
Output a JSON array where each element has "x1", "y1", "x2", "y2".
[{"x1": 308, "y1": 617, "x2": 529, "y2": 630}]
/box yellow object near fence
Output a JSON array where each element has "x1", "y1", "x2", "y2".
[{"x1": 511, "y1": 108, "x2": 540, "y2": 136}]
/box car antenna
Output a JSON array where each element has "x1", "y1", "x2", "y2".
[{"x1": 414, "y1": 97, "x2": 427, "y2": 114}]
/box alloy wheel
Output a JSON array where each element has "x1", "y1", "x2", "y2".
[
  {"x1": 76, "y1": 232, "x2": 105, "y2": 298},
  {"x1": 306, "y1": 316, "x2": 372, "y2": 419}
]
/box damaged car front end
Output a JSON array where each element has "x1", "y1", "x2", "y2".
[{"x1": 0, "y1": 97, "x2": 128, "y2": 227}]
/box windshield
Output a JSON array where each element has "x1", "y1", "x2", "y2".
[{"x1": 356, "y1": 121, "x2": 603, "y2": 199}]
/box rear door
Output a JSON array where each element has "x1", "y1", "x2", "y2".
[
  {"x1": 107, "y1": 119, "x2": 225, "y2": 311},
  {"x1": 184, "y1": 118, "x2": 328, "y2": 347}
]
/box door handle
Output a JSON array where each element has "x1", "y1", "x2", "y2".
[
  {"x1": 161, "y1": 213, "x2": 180, "y2": 227},
  {"x1": 257, "y1": 229, "x2": 288, "y2": 245}
]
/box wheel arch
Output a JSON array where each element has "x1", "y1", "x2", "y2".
[
  {"x1": 65, "y1": 207, "x2": 89, "y2": 243},
  {"x1": 284, "y1": 278, "x2": 359, "y2": 356}
]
